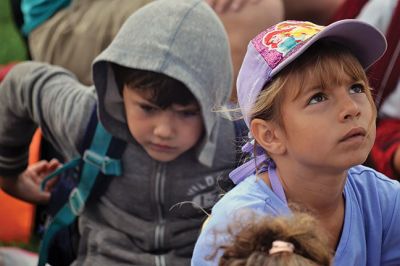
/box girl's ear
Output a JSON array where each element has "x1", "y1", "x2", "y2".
[{"x1": 250, "y1": 118, "x2": 286, "y2": 155}]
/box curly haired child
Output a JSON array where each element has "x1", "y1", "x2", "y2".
[{"x1": 218, "y1": 211, "x2": 332, "y2": 266}]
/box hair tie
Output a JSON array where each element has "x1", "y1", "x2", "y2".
[{"x1": 268, "y1": 240, "x2": 295, "y2": 255}]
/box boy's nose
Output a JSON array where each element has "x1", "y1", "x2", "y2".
[
  {"x1": 153, "y1": 120, "x2": 174, "y2": 139},
  {"x1": 339, "y1": 95, "x2": 361, "y2": 121}
]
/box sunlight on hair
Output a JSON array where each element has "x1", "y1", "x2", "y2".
[
  {"x1": 212, "y1": 103, "x2": 244, "y2": 121},
  {"x1": 169, "y1": 201, "x2": 211, "y2": 217}
]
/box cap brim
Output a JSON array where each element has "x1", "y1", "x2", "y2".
[{"x1": 270, "y1": 19, "x2": 387, "y2": 77}]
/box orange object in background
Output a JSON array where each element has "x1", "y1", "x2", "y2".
[{"x1": 0, "y1": 129, "x2": 42, "y2": 243}]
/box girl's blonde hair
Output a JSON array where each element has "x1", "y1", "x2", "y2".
[
  {"x1": 218, "y1": 212, "x2": 333, "y2": 266},
  {"x1": 250, "y1": 40, "x2": 377, "y2": 128}
]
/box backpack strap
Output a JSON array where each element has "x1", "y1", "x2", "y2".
[{"x1": 38, "y1": 107, "x2": 126, "y2": 266}]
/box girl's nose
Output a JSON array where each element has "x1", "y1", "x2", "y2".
[{"x1": 339, "y1": 95, "x2": 361, "y2": 122}]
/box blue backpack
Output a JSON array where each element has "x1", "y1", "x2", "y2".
[
  {"x1": 37, "y1": 107, "x2": 247, "y2": 266},
  {"x1": 38, "y1": 107, "x2": 126, "y2": 266}
]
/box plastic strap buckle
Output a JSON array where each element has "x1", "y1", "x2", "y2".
[
  {"x1": 68, "y1": 188, "x2": 84, "y2": 216},
  {"x1": 83, "y1": 150, "x2": 121, "y2": 175}
]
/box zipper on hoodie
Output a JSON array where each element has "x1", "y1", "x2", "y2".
[
  {"x1": 156, "y1": 255, "x2": 166, "y2": 266},
  {"x1": 154, "y1": 163, "x2": 166, "y2": 266}
]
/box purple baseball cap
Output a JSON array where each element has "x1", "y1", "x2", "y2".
[{"x1": 237, "y1": 19, "x2": 387, "y2": 127}]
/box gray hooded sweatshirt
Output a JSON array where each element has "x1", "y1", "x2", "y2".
[{"x1": 0, "y1": 0, "x2": 237, "y2": 265}]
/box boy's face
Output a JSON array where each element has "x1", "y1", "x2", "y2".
[
  {"x1": 278, "y1": 71, "x2": 375, "y2": 172},
  {"x1": 122, "y1": 86, "x2": 204, "y2": 162}
]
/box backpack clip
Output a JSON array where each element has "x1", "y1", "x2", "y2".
[
  {"x1": 68, "y1": 188, "x2": 84, "y2": 216},
  {"x1": 83, "y1": 150, "x2": 122, "y2": 176}
]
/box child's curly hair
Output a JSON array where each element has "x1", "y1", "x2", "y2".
[{"x1": 218, "y1": 212, "x2": 333, "y2": 266}]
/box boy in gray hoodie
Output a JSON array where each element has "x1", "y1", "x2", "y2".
[{"x1": 0, "y1": 0, "x2": 238, "y2": 265}]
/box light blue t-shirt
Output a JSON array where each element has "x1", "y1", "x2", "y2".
[
  {"x1": 21, "y1": 0, "x2": 71, "y2": 35},
  {"x1": 191, "y1": 165, "x2": 400, "y2": 266}
]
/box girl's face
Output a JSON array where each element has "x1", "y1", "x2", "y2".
[{"x1": 278, "y1": 70, "x2": 375, "y2": 173}]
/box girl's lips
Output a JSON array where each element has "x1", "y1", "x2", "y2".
[{"x1": 340, "y1": 127, "x2": 367, "y2": 142}]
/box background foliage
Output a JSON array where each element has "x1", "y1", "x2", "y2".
[{"x1": 0, "y1": 0, "x2": 28, "y2": 64}]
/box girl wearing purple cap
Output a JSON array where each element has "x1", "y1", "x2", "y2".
[{"x1": 192, "y1": 19, "x2": 400, "y2": 266}]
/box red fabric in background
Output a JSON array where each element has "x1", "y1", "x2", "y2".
[
  {"x1": 328, "y1": 0, "x2": 368, "y2": 24},
  {"x1": 0, "y1": 63, "x2": 17, "y2": 82},
  {"x1": 367, "y1": 1, "x2": 400, "y2": 108},
  {"x1": 370, "y1": 119, "x2": 400, "y2": 179}
]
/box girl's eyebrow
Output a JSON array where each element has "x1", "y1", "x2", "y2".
[
  {"x1": 303, "y1": 84, "x2": 321, "y2": 94},
  {"x1": 291, "y1": 83, "x2": 321, "y2": 101},
  {"x1": 298, "y1": 76, "x2": 362, "y2": 99}
]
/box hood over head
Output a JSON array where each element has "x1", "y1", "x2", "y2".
[{"x1": 92, "y1": 0, "x2": 233, "y2": 166}]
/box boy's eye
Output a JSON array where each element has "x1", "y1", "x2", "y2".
[
  {"x1": 179, "y1": 110, "x2": 200, "y2": 117},
  {"x1": 308, "y1": 92, "x2": 327, "y2": 105},
  {"x1": 139, "y1": 104, "x2": 158, "y2": 113},
  {"x1": 349, "y1": 83, "x2": 365, "y2": 94}
]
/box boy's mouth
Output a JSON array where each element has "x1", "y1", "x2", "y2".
[{"x1": 150, "y1": 143, "x2": 175, "y2": 152}]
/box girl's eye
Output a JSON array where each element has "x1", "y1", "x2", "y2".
[
  {"x1": 308, "y1": 93, "x2": 327, "y2": 105},
  {"x1": 349, "y1": 83, "x2": 365, "y2": 94}
]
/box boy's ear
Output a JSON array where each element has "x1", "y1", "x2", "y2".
[{"x1": 250, "y1": 118, "x2": 286, "y2": 155}]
